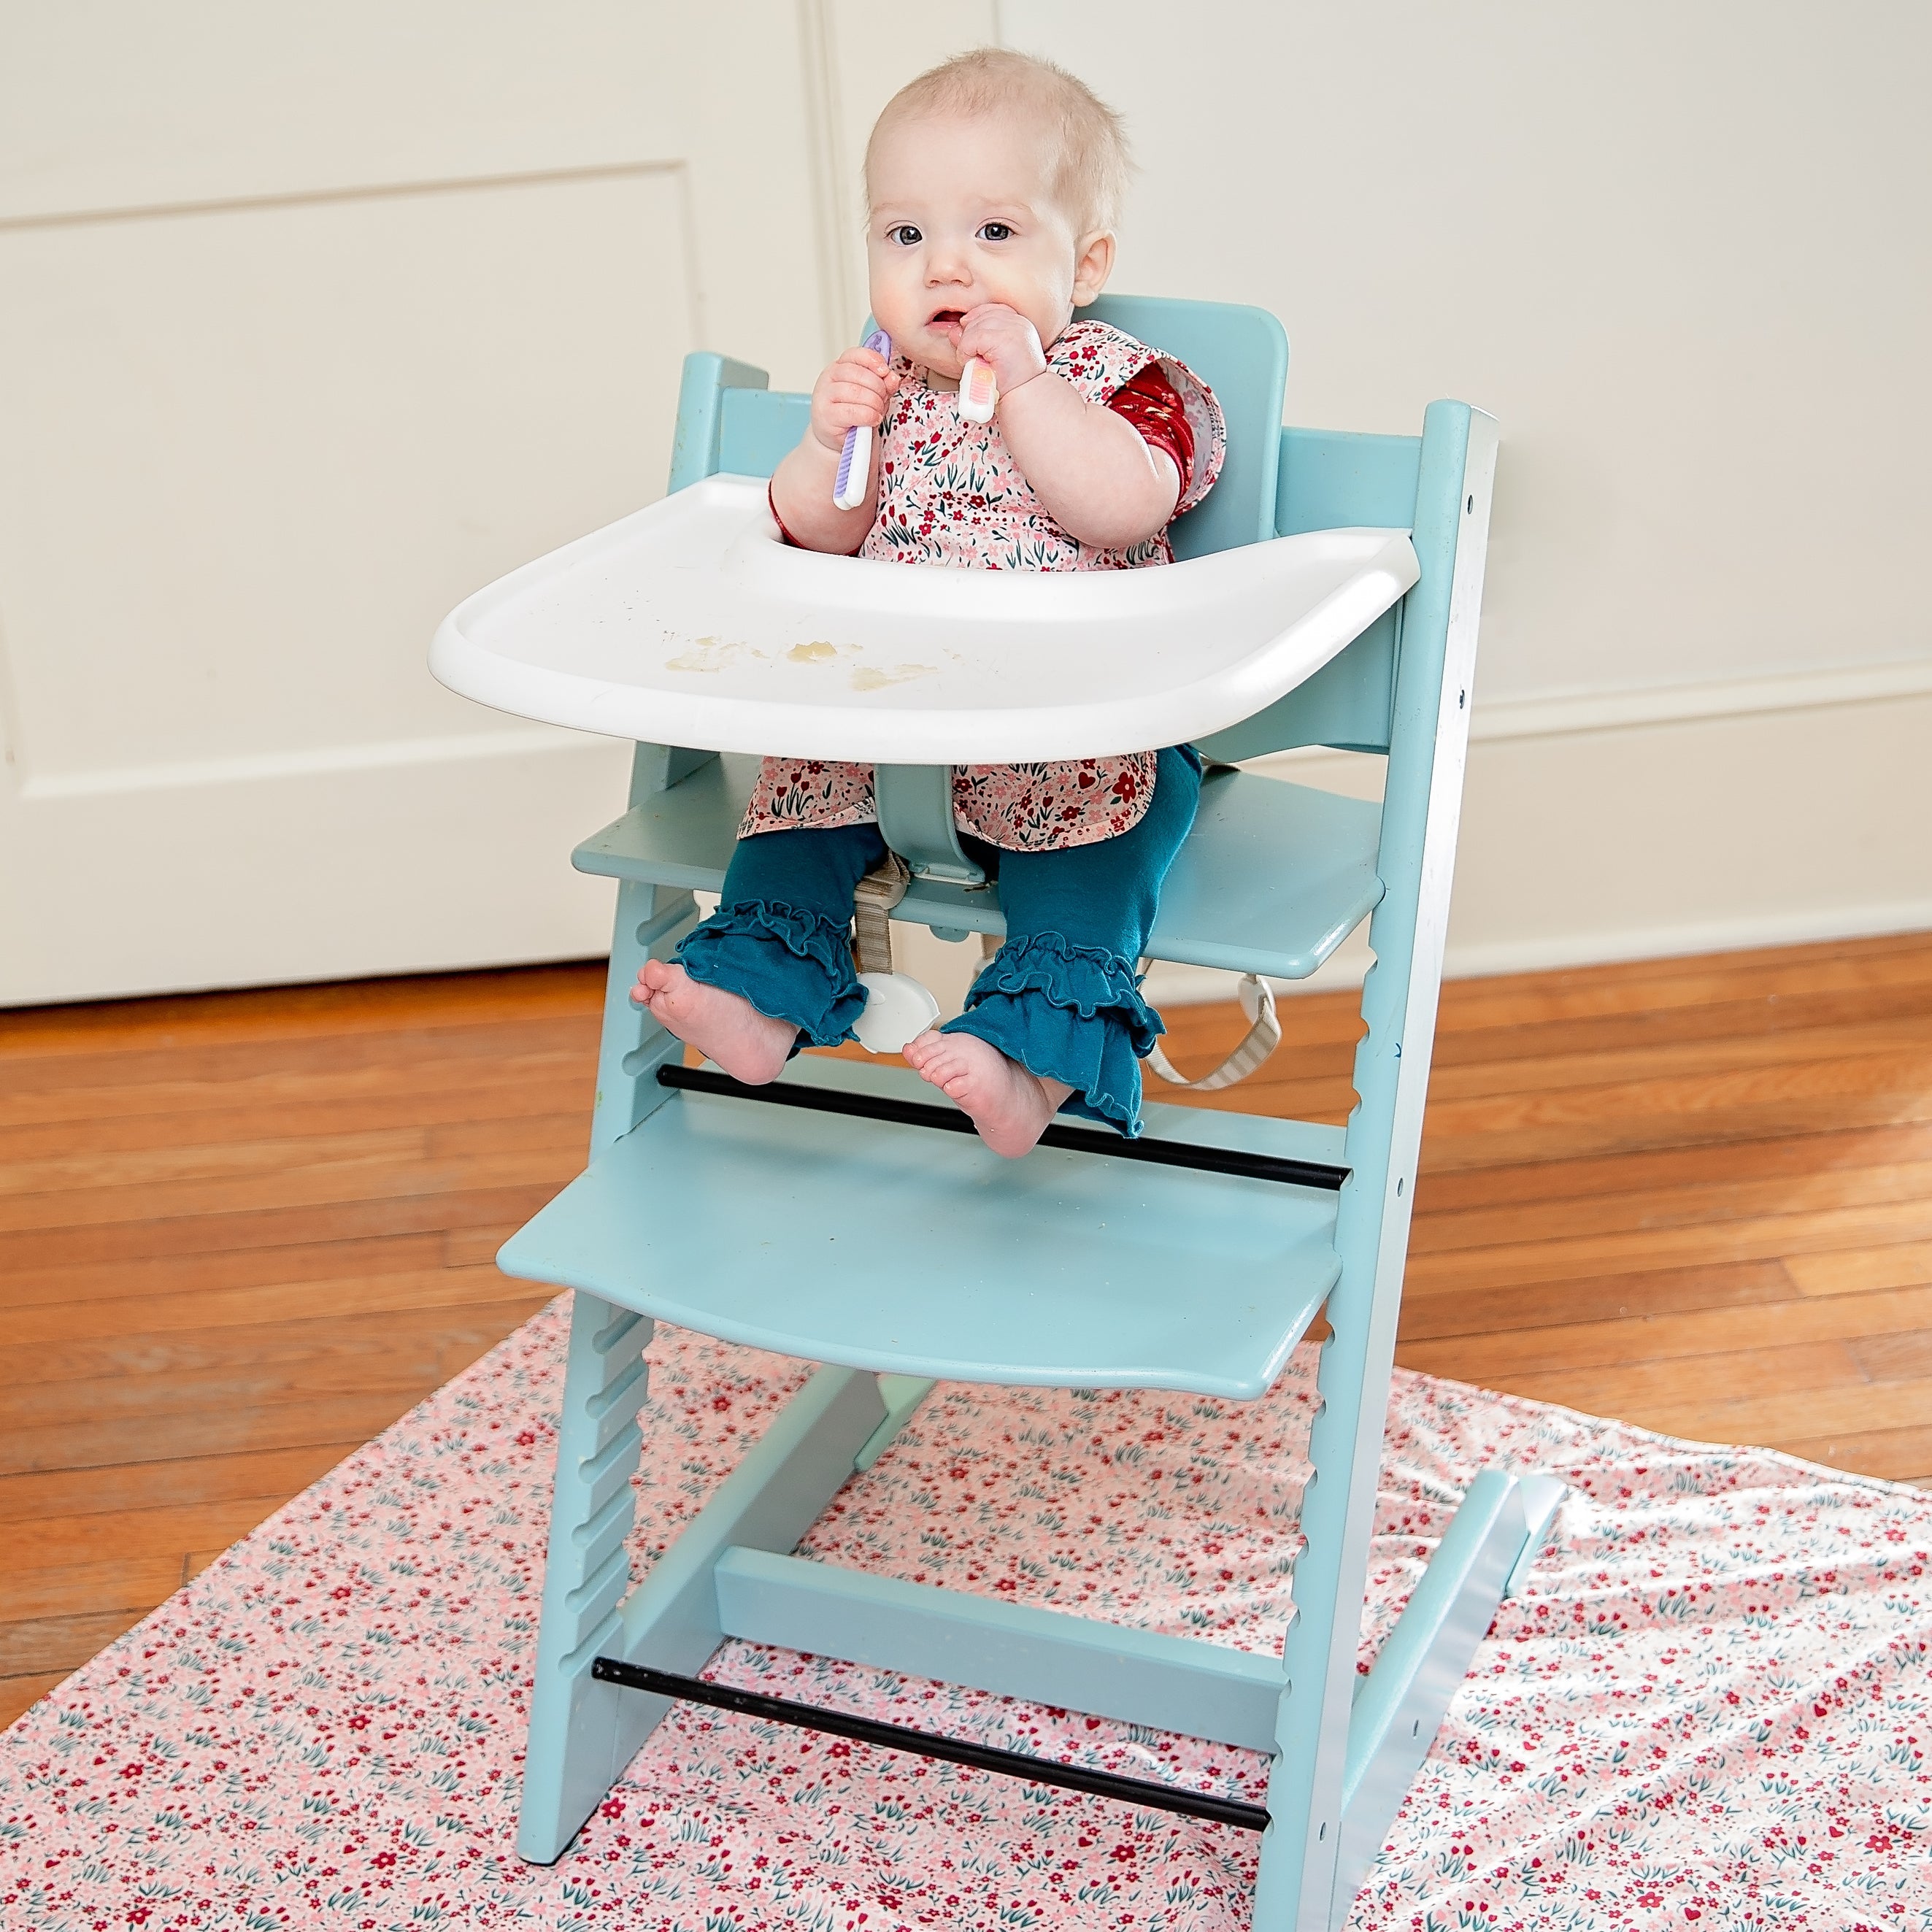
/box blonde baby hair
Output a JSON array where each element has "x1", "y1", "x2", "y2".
[{"x1": 865, "y1": 47, "x2": 1132, "y2": 239}]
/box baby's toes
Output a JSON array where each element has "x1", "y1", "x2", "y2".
[
  {"x1": 932, "y1": 1050, "x2": 975, "y2": 1088},
  {"x1": 928, "y1": 1053, "x2": 974, "y2": 1092}
]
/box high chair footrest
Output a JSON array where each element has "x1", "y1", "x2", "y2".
[
  {"x1": 573, "y1": 758, "x2": 1385, "y2": 982},
  {"x1": 497, "y1": 1061, "x2": 1342, "y2": 1397}
]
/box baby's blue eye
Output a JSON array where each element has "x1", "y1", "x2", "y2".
[
  {"x1": 886, "y1": 223, "x2": 921, "y2": 246},
  {"x1": 978, "y1": 221, "x2": 1013, "y2": 242}
]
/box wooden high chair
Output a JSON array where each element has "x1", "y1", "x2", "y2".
[{"x1": 431, "y1": 295, "x2": 1558, "y2": 1928}]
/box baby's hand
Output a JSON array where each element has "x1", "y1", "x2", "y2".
[
  {"x1": 809, "y1": 345, "x2": 900, "y2": 455},
  {"x1": 956, "y1": 304, "x2": 1049, "y2": 397}
]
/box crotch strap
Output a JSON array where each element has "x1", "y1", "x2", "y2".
[
  {"x1": 1144, "y1": 971, "x2": 1282, "y2": 1092},
  {"x1": 852, "y1": 851, "x2": 912, "y2": 976}
]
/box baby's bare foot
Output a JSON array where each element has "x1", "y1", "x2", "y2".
[
  {"x1": 902, "y1": 1030, "x2": 1073, "y2": 1158},
  {"x1": 632, "y1": 959, "x2": 796, "y2": 1085}
]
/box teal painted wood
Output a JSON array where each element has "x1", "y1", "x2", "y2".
[
  {"x1": 1079, "y1": 294, "x2": 1287, "y2": 560},
  {"x1": 1193, "y1": 427, "x2": 1424, "y2": 765},
  {"x1": 1150, "y1": 769, "x2": 1380, "y2": 975},
  {"x1": 1334, "y1": 1469, "x2": 1525, "y2": 1903},
  {"x1": 1254, "y1": 402, "x2": 1499, "y2": 1930},
  {"x1": 669, "y1": 353, "x2": 771, "y2": 494},
  {"x1": 1192, "y1": 612, "x2": 1398, "y2": 763},
  {"x1": 572, "y1": 759, "x2": 1382, "y2": 982},
  {"x1": 1275, "y1": 426, "x2": 1423, "y2": 538},
  {"x1": 497, "y1": 1061, "x2": 1342, "y2": 1397},
  {"x1": 516, "y1": 1293, "x2": 655, "y2": 1863},
  {"x1": 1504, "y1": 1474, "x2": 1569, "y2": 1597},
  {"x1": 719, "y1": 387, "x2": 813, "y2": 482},
  {"x1": 613, "y1": 1364, "x2": 885, "y2": 1671},
  {"x1": 874, "y1": 763, "x2": 985, "y2": 885},
  {"x1": 591, "y1": 1369, "x2": 883, "y2": 1827},
  {"x1": 712, "y1": 1547, "x2": 1287, "y2": 1751},
  {"x1": 520, "y1": 1361, "x2": 885, "y2": 1862},
  {"x1": 854, "y1": 1373, "x2": 936, "y2": 1472},
  {"x1": 588, "y1": 747, "x2": 709, "y2": 1155}
]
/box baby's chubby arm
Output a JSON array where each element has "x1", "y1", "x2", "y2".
[
  {"x1": 958, "y1": 304, "x2": 1179, "y2": 550},
  {"x1": 769, "y1": 346, "x2": 901, "y2": 552}
]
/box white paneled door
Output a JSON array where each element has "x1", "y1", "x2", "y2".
[{"x1": 0, "y1": 2, "x2": 862, "y2": 1004}]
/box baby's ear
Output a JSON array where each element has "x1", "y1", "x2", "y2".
[{"x1": 1071, "y1": 230, "x2": 1117, "y2": 307}]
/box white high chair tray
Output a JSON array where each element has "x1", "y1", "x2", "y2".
[{"x1": 431, "y1": 475, "x2": 1418, "y2": 763}]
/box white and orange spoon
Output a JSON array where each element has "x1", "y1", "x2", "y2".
[{"x1": 958, "y1": 354, "x2": 998, "y2": 424}]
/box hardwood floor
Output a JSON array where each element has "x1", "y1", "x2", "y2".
[{"x1": 4, "y1": 931, "x2": 1930, "y2": 1729}]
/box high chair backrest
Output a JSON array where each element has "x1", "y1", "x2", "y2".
[{"x1": 1078, "y1": 295, "x2": 1285, "y2": 561}]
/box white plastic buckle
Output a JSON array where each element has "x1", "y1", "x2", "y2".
[{"x1": 853, "y1": 971, "x2": 941, "y2": 1055}]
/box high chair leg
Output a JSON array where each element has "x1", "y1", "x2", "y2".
[
  {"x1": 1253, "y1": 401, "x2": 1501, "y2": 1930},
  {"x1": 590, "y1": 755, "x2": 707, "y2": 1156},
  {"x1": 517, "y1": 1336, "x2": 892, "y2": 1864},
  {"x1": 517, "y1": 1292, "x2": 656, "y2": 1864}
]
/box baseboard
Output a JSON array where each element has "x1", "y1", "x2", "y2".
[{"x1": 1466, "y1": 656, "x2": 1932, "y2": 743}]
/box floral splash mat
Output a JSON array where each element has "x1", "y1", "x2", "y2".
[{"x1": 2, "y1": 1296, "x2": 1928, "y2": 1930}]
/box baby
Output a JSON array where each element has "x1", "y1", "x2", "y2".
[{"x1": 633, "y1": 47, "x2": 1224, "y2": 1157}]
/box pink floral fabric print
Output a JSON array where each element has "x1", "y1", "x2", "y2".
[
  {"x1": 3, "y1": 1298, "x2": 1930, "y2": 1930},
  {"x1": 742, "y1": 318, "x2": 1228, "y2": 854}
]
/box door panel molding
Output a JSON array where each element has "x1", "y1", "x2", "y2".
[{"x1": 0, "y1": 9, "x2": 829, "y2": 1005}]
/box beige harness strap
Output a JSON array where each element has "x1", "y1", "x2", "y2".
[
  {"x1": 852, "y1": 853, "x2": 912, "y2": 976},
  {"x1": 1144, "y1": 971, "x2": 1282, "y2": 1093}
]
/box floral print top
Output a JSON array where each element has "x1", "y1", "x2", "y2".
[{"x1": 742, "y1": 318, "x2": 1226, "y2": 852}]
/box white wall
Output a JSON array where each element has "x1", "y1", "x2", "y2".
[
  {"x1": 2, "y1": 3, "x2": 1924, "y2": 1006},
  {"x1": 0, "y1": 3, "x2": 993, "y2": 1007},
  {"x1": 1001, "y1": 0, "x2": 1932, "y2": 990}
]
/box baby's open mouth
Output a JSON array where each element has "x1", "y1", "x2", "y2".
[{"x1": 928, "y1": 307, "x2": 966, "y2": 329}]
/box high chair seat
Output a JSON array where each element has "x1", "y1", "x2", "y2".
[
  {"x1": 572, "y1": 755, "x2": 1383, "y2": 980},
  {"x1": 497, "y1": 1057, "x2": 1344, "y2": 1397},
  {"x1": 431, "y1": 474, "x2": 1417, "y2": 763}
]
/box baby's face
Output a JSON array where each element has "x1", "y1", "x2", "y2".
[{"x1": 866, "y1": 110, "x2": 1106, "y2": 382}]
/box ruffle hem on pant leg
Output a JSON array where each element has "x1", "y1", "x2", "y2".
[
  {"x1": 674, "y1": 898, "x2": 865, "y2": 1050},
  {"x1": 939, "y1": 931, "x2": 1161, "y2": 1136}
]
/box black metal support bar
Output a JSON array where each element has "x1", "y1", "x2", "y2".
[
  {"x1": 658, "y1": 1064, "x2": 1348, "y2": 1190},
  {"x1": 590, "y1": 1656, "x2": 1270, "y2": 1832}
]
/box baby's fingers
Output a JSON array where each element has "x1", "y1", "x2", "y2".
[
  {"x1": 959, "y1": 301, "x2": 1020, "y2": 330},
  {"x1": 825, "y1": 377, "x2": 888, "y2": 417}
]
